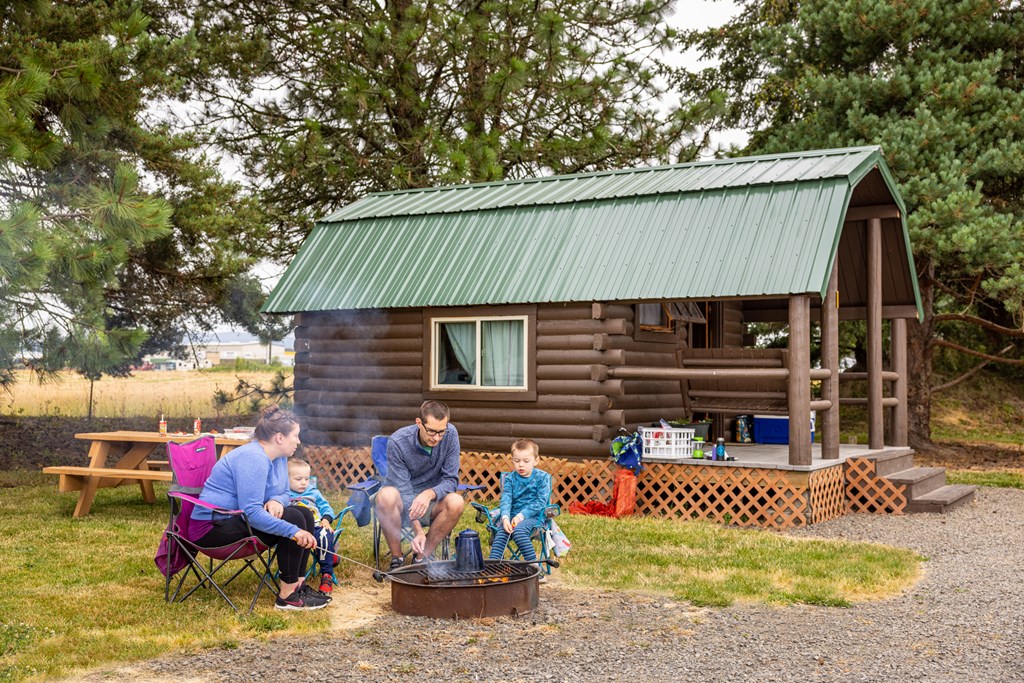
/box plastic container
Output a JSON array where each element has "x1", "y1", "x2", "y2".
[{"x1": 638, "y1": 426, "x2": 695, "y2": 461}]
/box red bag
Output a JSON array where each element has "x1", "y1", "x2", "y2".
[
  {"x1": 568, "y1": 500, "x2": 616, "y2": 516},
  {"x1": 612, "y1": 469, "x2": 637, "y2": 517}
]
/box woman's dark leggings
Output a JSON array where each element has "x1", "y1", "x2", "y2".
[{"x1": 197, "y1": 505, "x2": 315, "y2": 584}]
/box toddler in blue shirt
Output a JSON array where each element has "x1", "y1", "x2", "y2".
[
  {"x1": 488, "y1": 438, "x2": 551, "y2": 564},
  {"x1": 288, "y1": 459, "x2": 338, "y2": 593}
]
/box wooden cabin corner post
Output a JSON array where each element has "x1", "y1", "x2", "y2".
[
  {"x1": 820, "y1": 263, "x2": 840, "y2": 459},
  {"x1": 891, "y1": 317, "x2": 909, "y2": 446},
  {"x1": 867, "y1": 218, "x2": 884, "y2": 449},
  {"x1": 788, "y1": 294, "x2": 812, "y2": 466}
]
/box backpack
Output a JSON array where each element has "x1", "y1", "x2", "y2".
[{"x1": 610, "y1": 429, "x2": 643, "y2": 473}]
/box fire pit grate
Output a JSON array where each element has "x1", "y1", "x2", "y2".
[{"x1": 411, "y1": 561, "x2": 535, "y2": 586}]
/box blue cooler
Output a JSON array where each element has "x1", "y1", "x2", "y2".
[{"x1": 753, "y1": 414, "x2": 815, "y2": 444}]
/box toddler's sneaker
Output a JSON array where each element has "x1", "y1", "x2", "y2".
[
  {"x1": 275, "y1": 586, "x2": 329, "y2": 611},
  {"x1": 319, "y1": 572, "x2": 335, "y2": 594}
]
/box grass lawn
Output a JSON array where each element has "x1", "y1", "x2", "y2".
[
  {"x1": 946, "y1": 469, "x2": 1024, "y2": 489},
  {"x1": 1, "y1": 470, "x2": 921, "y2": 682}
]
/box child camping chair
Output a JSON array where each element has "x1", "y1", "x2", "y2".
[
  {"x1": 346, "y1": 434, "x2": 483, "y2": 570},
  {"x1": 471, "y1": 472, "x2": 561, "y2": 576},
  {"x1": 154, "y1": 436, "x2": 278, "y2": 613}
]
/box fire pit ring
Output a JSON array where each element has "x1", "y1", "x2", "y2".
[{"x1": 387, "y1": 560, "x2": 541, "y2": 619}]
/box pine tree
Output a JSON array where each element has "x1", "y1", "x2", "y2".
[{"x1": 0, "y1": 1, "x2": 274, "y2": 388}]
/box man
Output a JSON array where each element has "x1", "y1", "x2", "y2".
[{"x1": 376, "y1": 400, "x2": 464, "y2": 569}]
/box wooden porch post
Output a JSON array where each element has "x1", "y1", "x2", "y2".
[
  {"x1": 788, "y1": 294, "x2": 812, "y2": 466},
  {"x1": 820, "y1": 263, "x2": 840, "y2": 458},
  {"x1": 891, "y1": 317, "x2": 908, "y2": 446},
  {"x1": 867, "y1": 218, "x2": 884, "y2": 449}
]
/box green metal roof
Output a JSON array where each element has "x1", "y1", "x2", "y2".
[{"x1": 264, "y1": 146, "x2": 921, "y2": 316}]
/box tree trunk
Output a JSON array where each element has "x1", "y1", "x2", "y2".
[
  {"x1": 907, "y1": 259, "x2": 934, "y2": 449},
  {"x1": 88, "y1": 379, "x2": 95, "y2": 423}
]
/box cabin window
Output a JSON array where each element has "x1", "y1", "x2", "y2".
[
  {"x1": 431, "y1": 316, "x2": 527, "y2": 390},
  {"x1": 637, "y1": 302, "x2": 707, "y2": 333},
  {"x1": 638, "y1": 303, "x2": 672, "y2": 332}
]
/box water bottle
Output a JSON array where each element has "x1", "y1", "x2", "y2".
[{"x1": 715, "y1": 438, "x2": 726, "y2": 461}]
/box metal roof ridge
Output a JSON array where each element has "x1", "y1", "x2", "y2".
[
  {"x1": 349, "y1": 145, "x2": 882, "y2": 201},
  {"x1": 318, "y1": 146, "x2": 885, "y2": 224}
]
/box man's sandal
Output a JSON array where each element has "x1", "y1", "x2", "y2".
[{"x1": 388, "y1": 557, "x2": 404, "y2": 571}]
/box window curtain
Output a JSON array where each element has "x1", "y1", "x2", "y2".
[
  {"x1": 438, "y1": 322, "x2": 476, "y2": 384},
  {"x1": 481, "y1": 320, "x2": 524, "y2": 387}
]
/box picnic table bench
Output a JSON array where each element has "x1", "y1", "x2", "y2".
[{"x1": 43, "y1": 431, "x2": 251, "y2": 517}]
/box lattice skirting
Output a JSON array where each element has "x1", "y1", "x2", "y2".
[
  {"x1": 634, "y1": 462, "x2": 847, "y2": 528},
  {"x1": 300, "y1": 445, "x2": 850, "y2": 529},
  {"x1": 844, "y1": 457, "x2": 907, "y2": 514}
]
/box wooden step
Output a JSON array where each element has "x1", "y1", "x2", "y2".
[
  {"x1": 871, "y1": 450, "x2": 917, "y2": 477},
  {"x1": 885, "y1": 466, "x2": 947, "y2": 499},
  {"x1": 905, "y1": 484, "x2": 977, "y2": 514}
]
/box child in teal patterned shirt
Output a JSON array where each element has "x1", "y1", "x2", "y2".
[{"x1": 488, "y1": 439, "x2": 551, "y2": 563}]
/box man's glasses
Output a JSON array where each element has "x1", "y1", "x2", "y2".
[{"x1": 423, "y1": 426, "x2": 447, "y2": 438}]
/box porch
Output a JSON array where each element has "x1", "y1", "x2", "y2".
[{"x1": 303, "y1": 441, "x2": 974, "y2": 531}]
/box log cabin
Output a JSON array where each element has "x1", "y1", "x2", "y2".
[{"x1": 264, "y1": 146, "x2": 974, "y2": 527}]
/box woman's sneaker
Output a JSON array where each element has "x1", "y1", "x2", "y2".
[{"x1": 275, "y1": 586, "x2": 329, "y2": 611}]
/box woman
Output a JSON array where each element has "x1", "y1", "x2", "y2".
[{"x1": 191, "y1": 405, "x2": 328, "y2": 610}]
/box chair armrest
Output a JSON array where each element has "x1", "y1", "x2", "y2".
[
  {"x1": 470, "y1": 501, "x2": 492, "y2": 524},
  {"x1": 335, "y1": 504, "x2": 355, "y2": 526},
  {"x1": 168, "y1": 491, "x2": 244, "y2": 516},
  {"x1": 347, "y1": 479, "x2": 381, "y2": 495}
]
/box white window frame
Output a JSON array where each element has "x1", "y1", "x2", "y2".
[{"x1": 429, "y1": 315, "x2": 529, "y2": 391}]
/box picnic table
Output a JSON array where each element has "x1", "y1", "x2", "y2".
[{"x1": 43, "y1": 431, "x2": 251, "y2": 517}]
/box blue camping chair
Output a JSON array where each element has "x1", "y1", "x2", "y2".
[
  {"x1": 347, "y1": 435, "x2": 483, "y2": 570},
  {"x1": 471, "y1": 472, "x2": 561, "y2": 577}
]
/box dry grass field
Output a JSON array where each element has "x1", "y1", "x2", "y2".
[{"x1": 1, "y1": 368, "x2": 288, "y2": 419}]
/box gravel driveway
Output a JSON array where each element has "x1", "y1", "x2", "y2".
[{"x1": 76, "y1": 487, "x2": 1023, "y2": 683}]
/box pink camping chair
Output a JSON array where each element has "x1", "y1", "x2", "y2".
[{"x1": 154, "y1": 436, "x2": 278, "y2": 613}]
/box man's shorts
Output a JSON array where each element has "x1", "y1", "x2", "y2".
[{"x1": 408, "y1": 498, "x2": 438, "y2": 526}]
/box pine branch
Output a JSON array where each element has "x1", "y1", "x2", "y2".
[
  {"x1": 933, "y1": 313, "x2": 1024, "y2": 337},
  {"x1": 933, "y1": 339, "x2": 1024, "y2": 365}
]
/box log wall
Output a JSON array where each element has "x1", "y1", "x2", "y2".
[{"x1": 294, "y1": 302, "x2": 686, "y2": 458}]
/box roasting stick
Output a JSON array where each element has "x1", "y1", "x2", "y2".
[{"x1": 301, "y1": 541, "x2": 395, "y2": 582}]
